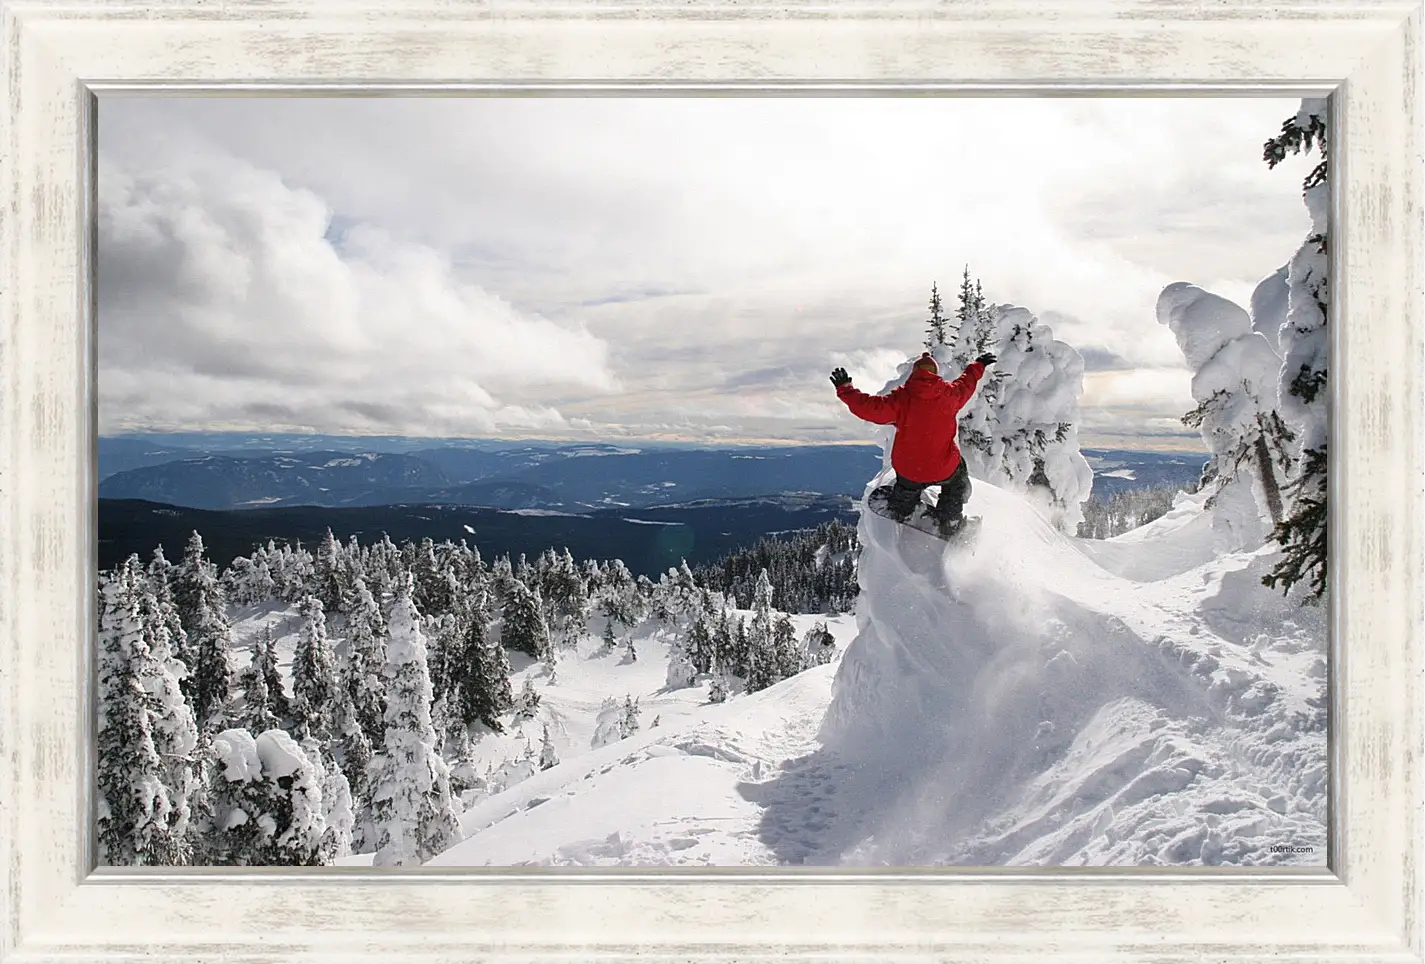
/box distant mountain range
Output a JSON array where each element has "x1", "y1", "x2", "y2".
[
  {"x1": 97, "y1": 435, "x2": 1207, "y2": 575},
  {"x1": 98, "y1": 441, "x2": 887, "y2": 511}
]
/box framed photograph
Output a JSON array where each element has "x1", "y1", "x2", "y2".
[{"x1": 2, "y1": 0, "x2": 1420, "y2": 961}]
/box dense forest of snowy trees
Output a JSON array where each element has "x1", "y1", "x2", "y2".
[
  {"x1": 95, "y1": 523, "x2": 854, "y2": 867},
  {"x1": 689, "y1": 519, "x2": 858, "y2": 613},
  {"x1": 1075, "y1": 484, "x2": 1190, "y2": 540}
]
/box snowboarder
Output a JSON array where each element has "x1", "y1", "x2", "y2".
[{"x1": 830, "y1": 351, "x2": 997, "y2": 537}]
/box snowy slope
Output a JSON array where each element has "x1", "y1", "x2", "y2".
[
  {"x1": 814, "y1": 473, "x2": 1325, "y2": 866},
  {"x1": 231, "y1": 472, "x2": 1324, "y2": 868},
  {"x1": 418, "y1": 475, "x2": 1323, "y2": 868},
  {"x1": 429, "y1": 660, "x2": 841, "y2": 867}
]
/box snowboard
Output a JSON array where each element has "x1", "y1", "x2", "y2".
[{"x1": 866, "y1": 485, "x2": 981, "y2": 545}]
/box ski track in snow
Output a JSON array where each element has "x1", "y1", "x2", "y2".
[{"x1": 234, "y1": 478, "x2": 1325, "y2": 869}]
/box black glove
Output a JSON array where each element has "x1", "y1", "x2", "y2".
[
  {"x1": 830, "y1": 367, "x2": 852, "y2": 387},
  {"x1": 976, "y1": 353, "x2": 997, "y2": 367}
]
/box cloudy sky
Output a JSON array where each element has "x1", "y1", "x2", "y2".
[{"x1": 97, "y1": 96, "x2": 1314, "y2": 451}]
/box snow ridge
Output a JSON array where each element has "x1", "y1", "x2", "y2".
[{"x1": 805, "y1": 473, "x2": 1325, "y2": 866}]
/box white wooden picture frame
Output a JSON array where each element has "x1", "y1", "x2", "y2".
[{"x1": 2, "y1": 1, "x2": 1421, "y2": 960}]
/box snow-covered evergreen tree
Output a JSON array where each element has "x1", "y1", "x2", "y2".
[
  {"x1": 924, "y1": 280, "x2": 950, "y2": 348},
  {"x1": 312, "y1": 528, "x2": 348, "y2": 615},
  {"x1": 205, "y1": 727, "x2": 328, "y2": 865},
  {"x1": 657, "y1": 561, "x2": 701, "y2": 620},
  {"x1": 370, "y1": 574, "x2": 463, "y2": 867},
  {"x1": 424, "y1": 610, "x2": 459, "y2": 710},
  {"x1": 96, "y1": 567, "x2": 183, "y2": 865},
  {"x1": 953, "y1": 267, "x2": 994, "y2": 357},
  {"x1": 643, "y1": 572, "x2": 672, "y2": 623},
  {"x1": 502, "y1": 577, "x2": 552, "y2": 661},
  {"x1": 343, "y1": 576, "x2": 388, "y2": 749},
  {"x1": 366, "y1": 534, "x2": 400, "y2": 603},
  {"x1": 771, "y1": 613, "x2": 801, "y2": 680},
  {"x1": 687, "y1": 612, "x2": 716, "y2": 675},
  {"x1": 744, "y1": 569, "x2": 778, "y2": 692},
  {"x1": 125, "y1": 555, "x2": 201, "y2": 848},
  {"x1": 488, "y1": 554, "x2": 516, "y2": 609},
  {"x1": 932, "y1": 299, "x2": 1094, "y2": 533},
  {"x1": 440, "y1": 586, "x2": 506, "y2": 734},
  {"x1": 513, "y1": 678, "x2": 541, "y2": 723},
  {"x1": 221, "y1": 555, "x2": 264, "y2": 607},
  {"x1": 172, "y1": 532, "x2": 235, "y2": 731},
  {"x1": 713, "y1": 606, "x2": 744, "y2": 679},
  {"x1": 237, "y1": 625, "x2": 289, "y2": 734},
  {"x1": 665, "y1": 642, "x2": 698, "y2": 690},
  {"x1": 1157, "y1": 282, "x2": 1293, "y2": 552},
  {"x1": 589, "y1": 694, "x2": 641, "y2": 747},
  {"x1": 597, "y1": 558, "x2": 647, "y2": 630},
  {"x1": 538, "y1": 724, "x2": 559, "y2": 770},
  {"x1": 292, "y1": 595, "x2": 339, "y2": 741},
  {"x1": 147, "y1": 546, "x2": 191, "y2": 670},
  {"x1": 332, "y1": 689, "x2": 374, "y2": 817},
  {"x1": 1262, "y1": 98, "x2": 1330, "y2": 600},
  {"x1": 409, "y1": 537, "x2": 453, "y2": 617},
  {"x1": 204, "y1": 728, "x2": 272, "y2": 865},
  {"x1": 303, "y1": 737, "x2": 354, "y2": 863},
  {"x1": 540, "y1": 548, "x2": 590, "y2": 648}
]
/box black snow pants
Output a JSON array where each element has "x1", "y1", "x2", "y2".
[{"x1": 883, "y1": 458, "x2": 971, "y2": 523}]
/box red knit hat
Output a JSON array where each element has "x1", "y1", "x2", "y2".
[{"x1": 912, "y1": 352, "x2": 938, "y2": 374}]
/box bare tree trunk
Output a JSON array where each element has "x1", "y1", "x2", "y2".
[{"x1": 1255, "y1": 434, "x2": 1284, "y2": 524}]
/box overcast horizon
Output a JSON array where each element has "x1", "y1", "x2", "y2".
[{"x1": 97, "y1": 96, "x2": 1315, "y2": 454}]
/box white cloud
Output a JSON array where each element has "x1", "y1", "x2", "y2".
[
  {"x1": 97, "y1": 95, "x2": 1314, "y2": 449},
  {"x1": 97, "y1": 146, "x2": 615, "y2": 436}
]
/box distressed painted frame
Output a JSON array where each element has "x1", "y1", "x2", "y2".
[{"x1": 1, "y1": 1, "x2": 1421, "y2": 961}]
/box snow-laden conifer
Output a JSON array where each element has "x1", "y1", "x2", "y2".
[
  {"x1": 745, "y1": 569, "x2": 778, "y2": 692},
  {"x1": 205, "y1": 728, "x2": 328, "y2": 865},
  {"x1": 1262, "y1": 98, "x2": 1330, "y2": 600},
  {"x1": 292, "y1": 595, "x2": 340, "y2": 741},
  {"x1": 924, "y1": 280, "x2": 951, "y2": 348},
  {"x1": 147, "y1": 545, "x2": 191, "y2": 670},
  {"x1": 1157, "y1": 282, "x2": 1292, "y2": 552},
  {"x1": 370, "y1": 574, "x2": 463, "y2": 867},
  {"x1": 538, "y1": 724, "x2": 559, "y2": 771},
  {"x1": 96, "y1": 567, "x2": 182, "y2": 865},
  {"x1": 597, "y1": 558, "x2": 647, "y2": 631},
  {"x1": 125, "y1": 555, "x2": 201, "y2": 848},
  {"x1": 502, "y1": 577, "x2": 552, "y2": 661},
  {"x1": 237, "y1": 625, "x2": 290, "y2": 734},
  {"x1": 512, "y1": 678, "x2": 541, "y2": 723},
  {"x1": 541, "y1": 548, "x2": 590, "y2": 648},
  {"x1": 771, "y1": 613, "x2": 801, "y2": 680},
  {"x1": 172, "y1": 532, "x2": 235, "y2": 731},
  {"x1": 464, "y1": 590, "x2": 514, "y2": 732},
  {"x1": 312, "y1": 528, "x2": 348, "y2": 614},
  {"x1": 343, "y1": 576, "x2": 389, "y2": 748},
  {"x1": 303, "y1": 737, "x2": 355, "y2": 862}
]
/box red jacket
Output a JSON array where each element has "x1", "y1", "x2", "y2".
[{"x1": 836, "y1": 362, "x2": 986, "y2": 483}]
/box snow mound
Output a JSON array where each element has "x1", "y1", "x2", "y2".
[{"x1": 801, "y1": 474, "x2": 1325, "y2": 866}]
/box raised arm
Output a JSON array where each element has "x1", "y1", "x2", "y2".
[
  {"x1": 835, "y1": 380, "x2": 902, "y2": 425},
  {"x1": 942, "y1": 357, "x2": 991, "y2": 409}
]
